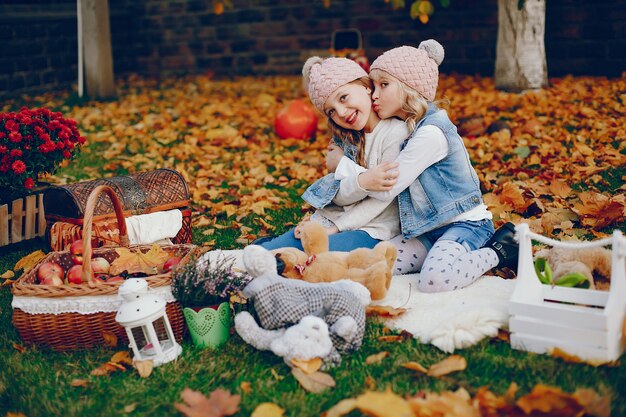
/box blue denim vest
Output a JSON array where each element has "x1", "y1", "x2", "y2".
[
  {"x1": 398, "y1": 104, "x2": 483, "y2": 238},
  {"x1": 302, "y1": 138, "x2": 357, "y2": 209}
]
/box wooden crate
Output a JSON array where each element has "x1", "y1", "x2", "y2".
[
  {"x1": 0, "y1": 193, "x2": 46, "y2": 247},
  {"x1": 509, "y1": 223, "x2": 626, "y2": 363}
]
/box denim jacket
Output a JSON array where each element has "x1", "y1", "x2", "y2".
[
  {"x1": 302, "y1": 139, "x2": 357, "y2": 209},
  {"x1": 399, "y1": 104, "x2": 483, "y2": 238}
]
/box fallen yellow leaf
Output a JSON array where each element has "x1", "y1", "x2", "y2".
[
  {"x1": 427, "y1": 355, "x2": 467, "y2": 377},
  {"x1": 14, "y1": 250, "x2": 46, "y2": 272},
  {"x1": 401, "y1": 361, "x2": 428, "y2": 374},
  {"x1": 70, "y1": 379, "x2": 89, "y2": 387},
  {"x1": 291, "y1": 368, "x2": 335, "y2": 393},
  {"x1": 290, "y1": 357, "x2": 322, "y2": 374},
  {"x1": 365, "y1": 351, "x2": 389, "y2": 365},
  {"x1": 251, "y1": 403, "x2": 285, "y2": 417},
  {"x1": 133, "y1": 359, "x2": 154, "y2": 378},
  {"x1": 1, "y1": 270, "x2": 15, "y2": 279}
]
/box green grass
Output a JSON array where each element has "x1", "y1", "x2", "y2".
[{"x1": 1, "y1": 279, "x2": 625, "y2": 416}]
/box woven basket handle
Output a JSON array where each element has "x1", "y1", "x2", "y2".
[{"x1": 82, "y1": 185, "x2": 130, "y2": 284}]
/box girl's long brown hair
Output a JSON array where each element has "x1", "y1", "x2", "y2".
[{"x1": 326, "y1": 77, "x2": 372, "y2": 168}]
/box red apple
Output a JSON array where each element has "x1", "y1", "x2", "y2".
[
  {"x1": 67, "y1": 264, "x2": 88, "y2": 284},
  {"x1": 163, "y1": 256, "x2": 182, "y2": 273},
  {"x1": 70, "y1": 239, "x2": 85, "y2": 265},
  {"x1": 106, "y1": 275, "x2": 124, "y2": 284},
  {"x1": 93, "y1": 275, "x2": 108, "y2": 284},
  {"x1": 37, "y1": 261, "x2": 64, "y2": 285},
  {"x1": 91, "y1": 257, "x2": 111, "y2": 274}
]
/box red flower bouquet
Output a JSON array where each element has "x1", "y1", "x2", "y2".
[{"x1": 0, "y1": 108, "x2": 85, "y2": 203}]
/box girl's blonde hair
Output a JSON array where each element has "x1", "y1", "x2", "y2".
[
  {"x1": 326, "y1": 76, "x2": 372, "y2": 167},
  {"x1": 370, "y1": 69, "x2": 428, "y2": 132}
]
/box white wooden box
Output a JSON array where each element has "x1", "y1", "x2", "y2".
[{"x1": 509, "y1": 223, "x2": 626, "y2": 363}]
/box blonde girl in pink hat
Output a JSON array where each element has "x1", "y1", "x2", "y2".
[
  {"x1": 256, "y1": 56, "x2": 410, "y2": 253},
  {"x1": 331, "y1": 40, "x2": 519, "y2": 292}
]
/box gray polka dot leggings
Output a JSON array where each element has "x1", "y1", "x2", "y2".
[{"x1": 390, "y1": 235, "x2": 500, "y2": 293}]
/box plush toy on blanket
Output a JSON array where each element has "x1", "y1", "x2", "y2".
[
  {"x1": 272, "y1": 221, "x2": 397, "y2": 300},
  {"x1": 234, "y1": 244, "x2": 370, "y2": 366}
]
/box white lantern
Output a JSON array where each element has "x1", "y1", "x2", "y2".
[{"x1": 115, "y1": 278, "x2": 182, "y2": 366}]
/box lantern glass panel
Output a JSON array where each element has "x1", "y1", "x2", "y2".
[
  {"x1": 131, "y1": 326, "x2": 148, "y2": 350},
  {"x1": 153, "y1": 317, "x2": 171, "y2": 342}
]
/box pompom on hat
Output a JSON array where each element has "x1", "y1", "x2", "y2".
[
  {"x1": 303, "y1": 56, "x2": 368, "y2": 113},
  {"x1": 370, "y1": 39, "x2": 444, "y2": 101}
]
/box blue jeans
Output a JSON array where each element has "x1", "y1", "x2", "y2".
[
  {"x1": 417, "y1": 219, "x2": 495, "y2": 252},
  {"x1": 258, "y1": 228, "x2": 380, "y2": 252}
]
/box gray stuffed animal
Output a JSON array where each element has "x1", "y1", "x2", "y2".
[{"x1": 236, "y1": 245, "x2": 370, "y2": 363}]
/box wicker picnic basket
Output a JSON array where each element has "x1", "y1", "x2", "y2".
[
  {"x1": 11, "y1": 185, "x2": 196, "y2": 351},
  {"x1": 44, "y1": 168, "x2": 192, "y2": 251}
]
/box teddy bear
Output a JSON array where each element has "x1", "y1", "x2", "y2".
[
  {"x1": 236, "y1": 244, "x2": 370, "y2": 363},
  {"x1": 534, "y1": 244, "x2": 612, "y2": 289},
  {"x1": 272, "y1": 221, "x2": 397, "y2": 300},
  {"x1": 234, "y1": 312, "x2": 336, "y2": 365}
]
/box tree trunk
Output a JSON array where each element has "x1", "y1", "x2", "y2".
[
  {"x1": 495, "y1": 0, "x2": 547, "y2": 92},
  {"x1": 78, "y1": 0, "x2": 116, "y2": 98}
]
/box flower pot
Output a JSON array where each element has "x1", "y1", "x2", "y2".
[
  {"x1": 182, "y1": 302, "x2": 231, "y2": 348},
  {"x1": 0, "y1": 191, "x2": 46, "y2": 247}
]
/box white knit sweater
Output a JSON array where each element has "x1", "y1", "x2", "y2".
[{"x1": 311, "y1": 118, "x2": 409, "y2": 240}]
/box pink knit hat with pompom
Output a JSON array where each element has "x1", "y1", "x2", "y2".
[
  {"x1": 370, "y1": 40, "x2": 444, "y2": 101},
  {"x1": 303, "y1": 57, "x2": 368, "y2": 113}
]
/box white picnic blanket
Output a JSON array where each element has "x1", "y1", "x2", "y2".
[{"x1": 199, "y1": 249, "x2": 515, "y2": 352}]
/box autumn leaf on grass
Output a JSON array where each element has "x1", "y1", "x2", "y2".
[
  {"x1": 401, "y1": 361, "x2": 429, "y2": 374},
  {"x1": 499, "y1": 182, "x2": 532, "y2": 213},
  {"x1": 408, "y1": 388, "x2": 479, "y2": 417},
  {"x1": 109, "y1": 244, "x2": 171, "y2": 275},
  {"x1": 515, "y1": 385, "x2": 584, "y2": 416},
  {"x1": 291, "y1": 368, "x2": 335, "y2": 393},
  {"x1": 91, "y1": 362, "x2": 125, "y2": 376},
  {"x1": 326, "y1": 389, "x2": 413, "y2": 417},
  {"x1": 134, "y1": 359, "x2": 154, "y2": 378},
  {"x1": 290, "y1": 357, "x2": 322, "y2": 374},
  {"x1": 549, "y1": 179, "x2": 573, "y2": 199},
  {"x1": 12, "y1": 343, "x2": 27, "y2": 353},
  {"x1": 572, "y1": 192, "x2": 625, "y2": 230},
  {"x1": 250, "y1": 403, "x2": 285, "y2": 417},
  {"x1": 427, "y1": 355, "x2": 467, "y2": 377},
  {"x1": 14, "y1": 250, "x2": 47, "y2": 273},
  {"x1": 174, "y1": 388, "x2": 240, "y2": 417},
  {"x1": 111, "y1": 351, "x2": 133, "y2": 366},
  {"x1": 70, "y1": 379, "x2": 89, "y2": 387},
  {"x1": 1, "y1": 270, "x2": 15, "y2": 279},
  {"x1": 365, "y1": 351, "x2": 389, "y2": 365},
  {"x1": 402, "y1": 355, "x2": 466, "y2": 377},
  {"x1": 573, "y1": 388, "x2": 611, "y2": 417},
  {"x1": 366, "y1": 305, "x2": 407, "y2": 317}
]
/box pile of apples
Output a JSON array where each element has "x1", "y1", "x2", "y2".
[{"x1": 37, "y1": 239, "x2": 117, "y2": 286}]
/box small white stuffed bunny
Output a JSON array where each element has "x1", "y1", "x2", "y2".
[{"x1": 235, "y1": 312, "x2": 334, "y2": 363}]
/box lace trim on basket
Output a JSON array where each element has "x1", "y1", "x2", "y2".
[{"x1": 11, "y1": 286, "x2": 176, "y2": 315}]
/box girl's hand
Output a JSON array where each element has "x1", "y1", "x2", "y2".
[
  {"x1": 357, "y1": 161, "x2": 399, "y2": 191},
  {"x1": 325, "y1": 225, "x2": 339, "y2": 235},
  {"x1": 326, "y1": 143, "x2": 344, "y2": 173}
]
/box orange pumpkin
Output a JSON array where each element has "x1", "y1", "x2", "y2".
[{"x1": 274, "y1": 99, "x2": 318, "y2": 139}]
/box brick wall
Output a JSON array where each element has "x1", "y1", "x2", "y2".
[{"x1": 1, "y1": 0, "x2": 624, "y2": 99}]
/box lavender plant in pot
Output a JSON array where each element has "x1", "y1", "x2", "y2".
[{"x1": 171, "y1": 251, "x2": 251, "y2": 348}]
